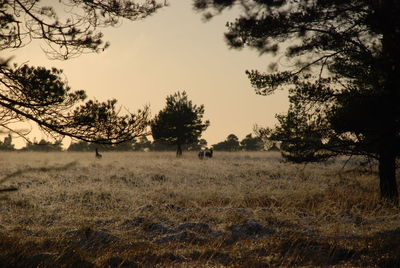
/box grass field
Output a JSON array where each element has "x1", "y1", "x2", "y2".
[{"x1": 0, "y1": 151, "x2": 399, "y2": 267}]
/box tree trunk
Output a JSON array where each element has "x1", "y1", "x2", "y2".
[
  {"x1": 376, "y1": 0, "x2": 400, "y2": 205},
  {"x1": 176, "y1": 143, "x2": 182, "y2": 157},
  {"x1": 378, "y1": 143, "x2": 398, "y2": 204}
]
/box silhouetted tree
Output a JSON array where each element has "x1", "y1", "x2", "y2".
[
  {"x1": 195, "y1": 0, "x2": 400, "y2": 204},
  {"x1": 0, "y1": 65, "x2": 150, "y2": 144},
  {"x1": 0, "y1": 134, "x2": 14, "y2": 151},
  {"x1": 213, "y1": 134, "x2": 240, "y2": 151},
  {"x1": 151, "y1": 91, "x2": 210, "y2": 156},
  {"x1": 240, "y1": 134, "x2": 264, "y2": 151},
  {"x1": 0, "y1": 1, "x2": 164, "y2": 146}
]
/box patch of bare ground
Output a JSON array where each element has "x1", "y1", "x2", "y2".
[{"x1": 0, "y1": 151, "x2": 399, "y2": 267}]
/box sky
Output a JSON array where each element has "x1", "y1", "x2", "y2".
[{"x1": 5, "y1": 1, "x2": 289, "y2": 148}]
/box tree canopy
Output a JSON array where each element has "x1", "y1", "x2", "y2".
[
  {"x1": 194, "y1": 0, "x2": 400, "y2": 203},
  {"x1": 1, "y1": 0, "x2": 162, "y2": 59},
  {"x1": 151, "y1": 91, "x2": 209, "y2": 156},
  {"x1": 240, "y1": 133, "x2": 264, "y2": 151},
  {"x1": 212, "y1": 134, "x2": 240, "y2": 151},
  {"x1": 0, "y1": 0, "x2": 164, "y2": 145}
]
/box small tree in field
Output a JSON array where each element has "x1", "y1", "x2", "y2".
[{"x1": 151, "y1": 91, "x2": 209, "y2": 156}]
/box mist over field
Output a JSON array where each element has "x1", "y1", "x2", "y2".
[{"x1": 0, "y1": 151, "x2": 399, "y2": 267}]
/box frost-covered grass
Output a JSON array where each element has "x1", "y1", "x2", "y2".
[{"x1": 0, "y1": 151, "x2": 399, "y2": 267}]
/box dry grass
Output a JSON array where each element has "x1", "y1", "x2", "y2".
[{"x1": 0, "y1": 151, "x2": 399, "y2": 267}]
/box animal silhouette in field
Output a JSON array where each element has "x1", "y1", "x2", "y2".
[
  {"x1": 95, "y1": 148, "x2": 102, "y2": 159},
  {"x1": 205, "y1": 148, "x2": 213, "y2": 158},
  {"x1": 198, "y1": 148, "x2": 213, "y2": 159},
  {"x1": 198, "y1": 150, "x2": 205, "y2": 159}
]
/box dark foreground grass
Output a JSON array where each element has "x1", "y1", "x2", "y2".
[{"x1": 0, "y1": 228, "x2": 399, "y2": 267}]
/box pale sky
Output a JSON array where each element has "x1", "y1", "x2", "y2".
[{"x1": 5, "y1": 1, "x2": 289, "y2": 147}]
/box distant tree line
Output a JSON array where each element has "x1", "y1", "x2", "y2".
[
  {"x1": 0, "y1": 132, "x2": 278, "y2": 153},
  {"x1": 0, "y1": 134, "x2": 208, "y2": 152},
  {"x1": 0, "y1": 135, "x2": 63, "y2": 152},
  {"x1": 211, "y1": 133, "x2": 278, "y2": 152},
  {"x1": 22, "y1": 139, "x2": 63, "y2": 152},
  {"x1": 68, "y1": 137, "x2": 209, "y2": 152}
]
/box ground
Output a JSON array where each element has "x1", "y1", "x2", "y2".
[{"x1": 0, "y1": 151, "x2": 399, "y2": 267}]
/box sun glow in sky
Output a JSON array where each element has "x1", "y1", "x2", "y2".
[{"x1": 5, "y1": 1, "x2": 289, "y2": 147}]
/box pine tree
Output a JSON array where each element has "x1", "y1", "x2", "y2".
[
  {"x1": 195, "y1": 0, "x2": 400, "y2": 203},
  {"x1": 151, "y1": 91, "x2": 209, "y2": 156}
]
